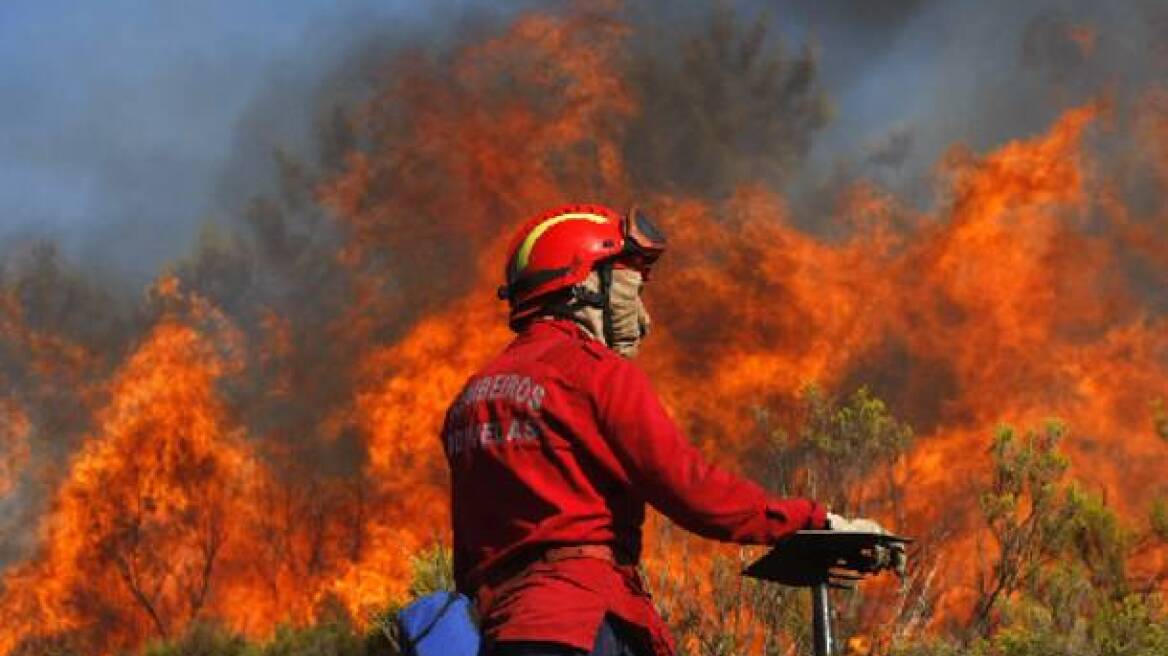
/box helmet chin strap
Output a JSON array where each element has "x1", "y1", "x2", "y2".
[
  {"x1": 559, "y1": 264, "x2": 613, "y2": 346},
  {"x1": 597, "y1": 263, "x2": 616, "y2": 348},
  {"x1": 567, "y1": 271, "x2": 607, "y2": 309}
]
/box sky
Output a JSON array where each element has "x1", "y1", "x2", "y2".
[
  {"x1": 0, "y1": 0, "x2": 1158, "y2": 283},
  {"x1": 0, "y1": 0, "x2": 463, "y2": 280}
]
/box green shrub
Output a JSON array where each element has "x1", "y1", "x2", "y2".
[
  {"x1": 407, "y1": 543, "x2": 455, "y2": 598},
  {"x1": 139, "y1": 621, "x2": 247, "y2": 656},
  {"x1": 1150, "y1": 497, "x2": 1168, "y2": 542},
  {"x1": 256, "y1": 621, "x2": 365, "y2": 656}
]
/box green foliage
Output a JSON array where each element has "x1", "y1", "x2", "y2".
[
  {"x1": 255, "y1": 621, "x2": 366, "y2": 656},
  {"x1": 972, "y1": 422, "x2": 1072, "y2": 635},
  {"x1": 796, "y1": 385, "x2": 915, "y2": 460},
  {"x1": 1088, "y1": 594, "x2": 1168, "y2": 656},
  {"x1": 1049, "y1": 485, "x2": 1130, "y2": 594},
  {"x1": 1151, "y1": 497, "x2": 1168, "y2": 542},
  {"x1": 754, "y1": 385, "x2": 913, "y2": 517},
  {"x1": 365, "y1": 542, "x2": 455, "y2": 655},
  {"x1": 136, "y1": 610, "x2": 395, "y2": 656},
  {"x1": 969, "y1": 419, "x2": 1168, "y2": 650},
  {"x1": 139, "y1": 621, "x2": 247, "y2": 656},
  {"x1": 889, "y1": 638, "x2": 970, "y2": 656},
  {"x1": 407, "y1": 543, "x2": 455, "y2": 598},
  {"x1": 887, "y1": 594, "x2": 1168, "y2": 656}
]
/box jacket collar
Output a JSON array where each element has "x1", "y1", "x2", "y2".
[{"x1": 516, "y1": 317, "x2": 596, "y2": 345}]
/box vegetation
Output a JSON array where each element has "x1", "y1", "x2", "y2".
[
  {"x1": 138, "y1": 616, "x2": 375, "y2": 656},
  {"x1": 132, "y1": 390, "x2": 1167, "y2": 655}
]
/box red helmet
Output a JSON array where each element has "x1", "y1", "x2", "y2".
[{"x1": 498, "y1": 203, "x2": 666, "y2": 325}]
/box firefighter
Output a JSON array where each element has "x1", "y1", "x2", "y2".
[{"x1": 441, "y1": 204, "x2": 831, "y2": 655}]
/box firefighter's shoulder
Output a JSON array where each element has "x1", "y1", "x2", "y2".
[
  {"x1": 562, "y1": 338, "x2": 651, "y2": 389},
  {"x1": 579, "y1": 338, "x2": 609, "y2": 361},
  {"x1": 538, "y1": 334, "x2": 609, "y2": 368}
]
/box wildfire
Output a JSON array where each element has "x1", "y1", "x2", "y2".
[{"x1": 0, "y1": 6, "x2": 1165, "y2": 655}]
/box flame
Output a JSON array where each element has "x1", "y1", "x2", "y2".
[
  {"x1": 0, "y1": 7, "x2": 1166, "y2": 654},
  {"x1": 0, "y1": 278, "x2": 252, "y2": 653}
]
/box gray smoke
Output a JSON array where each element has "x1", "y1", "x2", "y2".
[
  {"x1": 773, "y1": 0, "x2": 1167, "y2": 218},
  {"x1": 4, "y1": 0, "x2": 1161, "y2": 284}
]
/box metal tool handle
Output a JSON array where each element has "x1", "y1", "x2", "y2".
[
  {"x1": 811, "y1": 583, "x2": 834, "y2": 656},
  {"x1": 742, "y1": 531, "x2": 912, "y2": 656}
]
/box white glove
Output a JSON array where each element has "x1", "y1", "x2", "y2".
[{"x1": 826, "y1": 512, "x2": 887, "y2": 534}]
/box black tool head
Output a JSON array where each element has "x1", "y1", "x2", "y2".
[{"x1": 743, "y1": 530, "x2": 913, "y2": 588}]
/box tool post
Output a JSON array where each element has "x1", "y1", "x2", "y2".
[{"x1": 743, "y1": 530, "x2": 911, "y2": 656}]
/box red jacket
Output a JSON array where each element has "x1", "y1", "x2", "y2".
[{"x1": 441, "y1": 319, "x2": 826, "y2": 653}]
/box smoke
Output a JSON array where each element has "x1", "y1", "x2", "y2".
[
  {"x1": 8, "y1": 0, "x2": 1162, "y2": 280},
  {"x1": 0, "y1": 1, "x2": 1164, "y2": 650},
  {"x1": 620, "y1": 3, "x2": 830, "y2": 197},
  {"x1": 781, "y1": 0, "x2": 1168, "y2": 215},
  {"x1": 0, "y1": 242, "x2": 136, "y2": 569},
  {"x1": 0, "y1": 1, "x2": 535, "y2": 285}
]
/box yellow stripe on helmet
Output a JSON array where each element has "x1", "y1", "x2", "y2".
[{"x1": 514, "y1": 212, "x2": 611, "y2": 272}]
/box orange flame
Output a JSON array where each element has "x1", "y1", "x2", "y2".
[{"x1": 0, "y1": 8, "x2": 1165, "y2": 654}]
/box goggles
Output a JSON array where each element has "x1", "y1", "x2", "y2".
[{"x1": 620, "y1": 207, "x2": 667, "y2": 270}]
